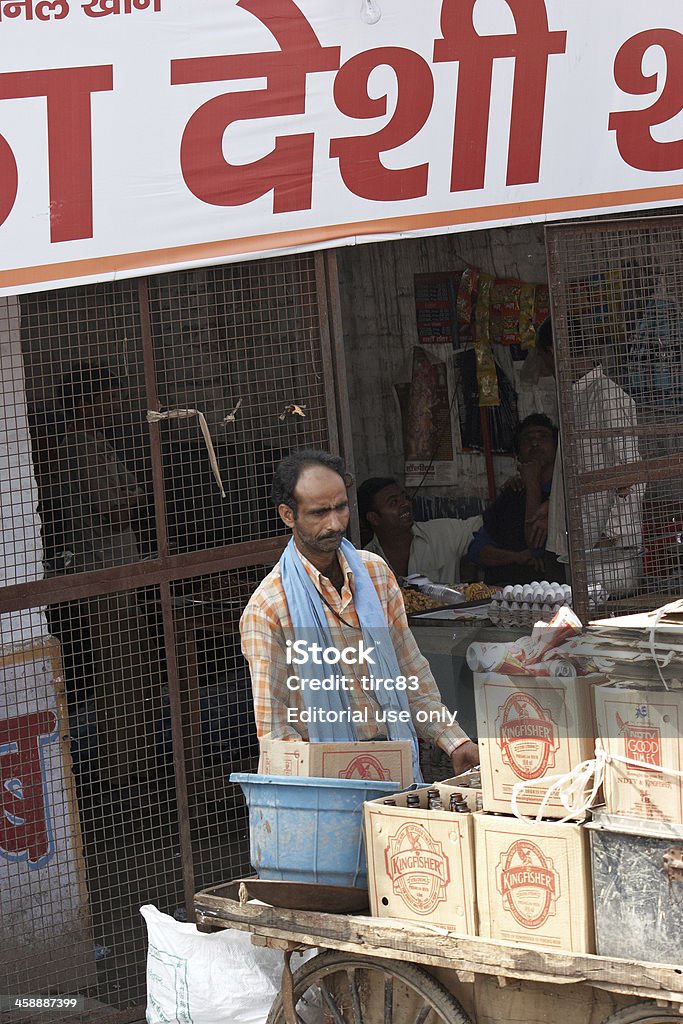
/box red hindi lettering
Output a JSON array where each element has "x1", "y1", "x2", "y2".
[
  {"x1": 0, "y1": 710, "x2": 58, "y2": 866},
  {"x1": 171, "y1": 0, "x2": 340, "y2": 214},
  {"x1": 609, "y1": 30, "x2": 683, "y2": 172},
  {"x1": 0, "y1": 134, "x2": 18, "y2": 229},
  {"x1": 1, "y1": 1, "x2": 34, "y2": 18},
  {"x1": 0, "y1": 0, "x2": 70, "y2": 20},
  {"x1": 0, "y1": 66, "x2": 113, "y2": 242},
  {"x1": 433, "y1": 0, "x2": 567, "y2": 191},
  {"x1": 35, "y1": 0, "x2": 70, "y2": 18},
  {"x1": 330, "y1": 47, "x2": 433, "y2": 202},
  {"x1": 82, "y1": 0, "x2": 160, "y2": 15},
  {"x1": 82, "y1": 0, "x2": 120, "y2": 16}
]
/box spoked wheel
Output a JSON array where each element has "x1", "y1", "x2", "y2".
[
  {"x1": 603, "y1": 1007, "x2": 683, "y2": 1023},
  {"x1": 266, "y1": 949, "x2": 472, "y2": 1024}
]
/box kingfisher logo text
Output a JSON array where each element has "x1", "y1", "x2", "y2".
[
  {"x1": 496, "y1": 692, "x2": 559, "y2": 781},
  {"x1": 385, "y1": 822, "x2": 450, "y2": 916},
  {"x1": 497, "y1": 839, "x2": 560, "y2": 930}
]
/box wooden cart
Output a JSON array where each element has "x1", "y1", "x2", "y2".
[{"x1": 194, "y1": 881, "x2": 683, "y2": 1024}]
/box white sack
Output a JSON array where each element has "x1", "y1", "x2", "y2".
[{"x1": 141, "y1": 904, "x2": 286, "y2": 1024}]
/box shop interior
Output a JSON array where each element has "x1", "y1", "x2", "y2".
[{"x1": 334, "y1": 215, "x2": 683, "y2": 765}]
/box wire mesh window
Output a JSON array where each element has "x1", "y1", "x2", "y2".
[
  {"x1": 148, "y1": 256, "x2": 334, "y2": 554},
  {"x1": 20, "y1": 282, "x2": 156, "y2": 574},
  {"x1": 547, "y1": 216, "x2": 683, "y2": 622},
  {"x1": 0, "y1": 588, "x2": 182, "y2": 1018},
  {"x1": 1, "y1": 250, "x2": 341, "y2": 1021},
  {"x1": 169, "y1": 567, "x2": 266, "y2": 891}
]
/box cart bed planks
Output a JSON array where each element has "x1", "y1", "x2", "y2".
[{"x1": 194, "y1": 882, "x2": 683, "y2": 1009}]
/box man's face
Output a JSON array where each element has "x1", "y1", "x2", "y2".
[
  {"x1": 279, "y1": 465, "x2": 350, "y2": 558},
  {"x1": 367, "y1": 484, "x2": 413, "y2": 536},
  {"x1": 517, "y1": 425, "x2": 557, "y2": 471}
]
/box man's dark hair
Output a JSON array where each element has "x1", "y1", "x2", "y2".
[
  {"x1": 271, "y1": 449, "x2": 346, "y2": 514},
  {"x1": 357, "y1": 477, "x2": 398, "y2": 527},
  {"x1": 58, "y1": 363, "x2": 122, "y2": 418},
  {"x1": 537, "y1": 317, "x2": 553, "y2": 354},
  {"x1": 513, "y1": 413, "x2": 559, "y2": 454}
]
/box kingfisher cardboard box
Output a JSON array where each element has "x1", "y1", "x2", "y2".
[
  {"x1": 363, "y1": 786, "x2": 477, "y2": 934},
  {"x1": 475, "y1": 812, "x2": 594, "y2": 953},
  {"x1": 594, "y1": 683, "x2": 683, "y2": 823},
  {"x1": 258, "y1": 739, "x2": 413, "y2": 788},
  {"x1": 436, "y1": 771, "x2": 483, "y2": 812},
  {"x1": 474, "y1": 672, "x2": 599, "y2": 818}
]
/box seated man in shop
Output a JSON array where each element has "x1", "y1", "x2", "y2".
[
  {"x1": 467, "y1": 413, "x2": 566, "y2": 585},
  {"x1": 240, "y1": 449, "x2": 479, "y2": 780},
  {"x1": 358, "y1": 478, "x2": 482, "y2": 583}
]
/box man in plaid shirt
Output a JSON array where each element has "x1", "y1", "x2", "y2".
[{"x1": 240, "y1": 449, "x2": 479, "y2": 777}]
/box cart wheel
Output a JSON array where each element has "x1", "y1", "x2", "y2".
[
  {"x1": 603, "y1": 1006, "x2": 682, "y2": 1023},
  {"x1": 266, "y1": 949, "x2": 472, "y2": 1024}
]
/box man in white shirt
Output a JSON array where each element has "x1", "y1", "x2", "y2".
[
  {"x1": 359, "y1": 477, "x2": 482, "y2": 583},
  {"x1": 541, "y1": 322, "x2": 645, "y2": 560}
]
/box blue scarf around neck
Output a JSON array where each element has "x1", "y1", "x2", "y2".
[{"x1": 280, "y1": 537, "x2": 423, "y2": 784}]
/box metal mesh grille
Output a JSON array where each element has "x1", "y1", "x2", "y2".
[
  {"x1": 1, "y1": 250, "x2": 340, "y2": 1021},
  {"x1": 148, "y1": 257, "x2": 333, "y2": 553},
  {"x1": 21, "y1": 282, "x2": 157, "y2": 571},
  {"x1": 547, "y1": 215, "x2": 683, "y2": 622},
  {"x1": 169, "y1": 567, "x2": 265, "y2": 893},
  {"x1": 1, "y1": 589, "x2": 179, "y2": 1018}
]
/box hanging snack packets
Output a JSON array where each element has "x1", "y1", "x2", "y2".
[
  {"x1": 457, "y1": 267, "x2": 479, "y2": 344},
  {"x1": 474, "y1": 273, "x2": 499, "y2": 407}
]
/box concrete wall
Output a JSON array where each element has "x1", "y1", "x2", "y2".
[
  {"x1": 337, "y1": 225, "x2": 549, "y2": 499},
  {"x1": 1, "y1": 296, "x2": 47, "y2": 644}
]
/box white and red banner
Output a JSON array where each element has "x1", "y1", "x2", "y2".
[{"x1": 3, "y1": 0, "x2": 683, "y2": 294}]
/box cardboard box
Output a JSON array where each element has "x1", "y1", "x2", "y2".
[
  {"x1": 594, "y1": 683, "x2": 683, "y2": 823},
  {"x1": 363, "y1": 786, "x2": 477, "y2": 933},
  {"x1": 474, "y1": 672, "x2": 599, "y2": 818},
  {"x1": 475, "y1": 812, "x2": 594, "y2": 953},
  {"x1": 436, "y1": 771, "x2": 483, "y2": 812},
  {"x1": 258, "y1": 739, "x2": 413, "y2": 788}
]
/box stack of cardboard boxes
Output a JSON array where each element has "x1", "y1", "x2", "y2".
[
  {"x1": 255, "y1": 607, "x2": 683, "y2": 961},
  {"x1": 589, "y1": 680, "x2": 683, "y2": 962},
  {"x1": 361, "y1": 632, "x2": 683, "y2": 961},
  {"x1": 473, "y1": 669, "x2": 596, "y2": 951},
  {"x1": 363, "y1": 667, "x2": 598, "y2": 953}
]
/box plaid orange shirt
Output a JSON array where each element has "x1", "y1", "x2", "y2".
[{"x1": 239, "y1": 546, "x2": 469, "y2": 755}]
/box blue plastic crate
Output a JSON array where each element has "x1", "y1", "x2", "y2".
[{"x1": 230, "y1": 772, "x2": 400, "y2": 889}]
